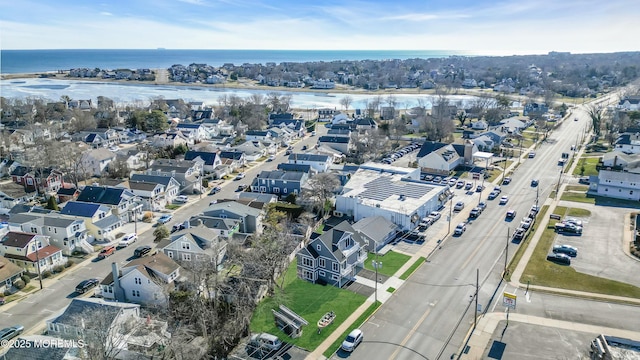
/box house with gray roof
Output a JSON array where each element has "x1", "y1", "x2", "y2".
[
  {"x1": 233, "y1": 140, "x2": 274, "y2": 161},
  {"x1": 46, "y1": 298, "x2": 170, "y2": 357},
  {"x1": 121, "y1": 180, "x2": 167, "y2": 211},
  {"x1": 130, "y1": 173, "x2": 180, "y2": 204},
  {"x1": 0, "y1": 231, "x2": 65, "y2": 274},
  {"x1": 186, "y1": 215, "x2": 241, "y2": 240},
  {"x1": 157, "y1": 225, "x2": 227, "y2": 267},
  {"x1": 60, "y1": 201, "x2": 122, "y2": 242},
  {"x1": 287, "y1": 153, "x2": 332, "y2": 172},
  {"x1": 352, "y1": 216, "x2": 398, "y2": 252},
  {"x1": 80, "y1": 148, "x2": 116, "y2": 176},
  {"x1": 8, "y1": 212, "x2": 92, "y2": 255},
  {"x1": 318, "y1": 135, "x2": 352, "y2": 154},
  {"x1": 201, "y1": 201, "x2": 263, "y2": 235},
  {"x1": 296, "y1": 221, "x2": 367, "y2": 287},
  {"x1": 146, "y1": 158, "x2": 204, "y2": 194},
  {"x1": 100, "y1": 252, "x2": 181, "y2": 306},
  {"x1": 251, "y1": 170, "x2": 309, "y2": 198}
]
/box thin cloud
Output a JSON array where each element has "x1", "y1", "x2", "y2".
[
  {"x1": 100, "y1": 12, "x2": 113, "y2": 16},
  {"x1": 382, "y1": 13, "x2": 470, "y2": 21}
]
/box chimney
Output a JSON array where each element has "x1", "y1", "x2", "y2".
[{"x1": 111, "y1": 262, "x2": 124, "y2": 302}]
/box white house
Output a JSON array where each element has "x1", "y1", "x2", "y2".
[
  {"x1": 100, "y1": 252, "x2": 181, "y2": 306},
  {"x1": 471, "y1": 120, "x2": 488, "y2": 130},
  {"x1": 592, "y1": 169, "x2": 640, "y2": 200},
  {"x1": 81, "y1": 148, "x2": 116, "y2": 176},
  {"x1": 287, "y1": 153, "x2": 332, "y2": 172},
  {"x1": 614, "y1": 133, "x2": 640, "y2": 154}
]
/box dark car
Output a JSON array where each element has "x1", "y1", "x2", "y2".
[
  {"x1": 553, "y1": 245, "x2": 578, "y2": 257},
  {"x1": 209, "y1": 186, "x2": 222, "y2": 195},
  {"x1": 0, "y1": 325, "x2": 24, "y2": 342},
  {"x1": 302, "y1": 145, "x2": 308, "y2": 150},
  {"x1": 134, "y1": 245, "x2": 153, "y2": 258},
  {"x1": 506, "y1": 209, "x2": 517, "y2": 219},
  {"x1": 531, "y1": 179, "x2": 539, "y2": 187},
  {"x1": 502, "y1": 177, "x2": 512, "y2": 185},
  {"x1": 75, "y1": 278, "x2": 99, "y2": 294},
  {"x1": 547, "y1": 253, "x2": 571, "y2": 265}
]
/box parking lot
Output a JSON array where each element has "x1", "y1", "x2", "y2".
[{"x1": 552, "y1": 202, "x2": 640, "y2": 288}]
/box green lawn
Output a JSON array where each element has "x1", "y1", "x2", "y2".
[
  {"x1": 572, "y1": 157, "x2": 600, "y2": 176},
  {"x1": 250, "y1": 262, "x2": 367, "y2": 351},
  {"x1": 363, "y1": 251, "x2": 411, "y2": 277},
  {"x1": 399, "y1": 257, "x2": 426, "y2": 280},
  {"x1": 322, "y1": 301, "x2": 381, "y2": 358},
  {"x1": 560, "y1": 192, "x2": 596, "y2": 204},
  {"x1": 521, "y1": 206, "x2": 640, "y2": 298},
  {"x1": 165, "y1": 204, "x2": 181, "y2": 210},
  {"x1": 566, "y1": 208, "x2": 591, "y2": 217},
  {"x1": 386, "y1": 287, "x2": 396, "y2": 293},
  {"x1": 565, "y1": 185, "x2": 589, "y2": 192}
]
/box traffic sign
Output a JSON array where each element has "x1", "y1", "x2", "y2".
[
  {"x1": 472, "y1": 172, "x2": 481, "y2": 180},
  {"x1": 502, "y1": 292, "x2": 517, "y2": 309}
]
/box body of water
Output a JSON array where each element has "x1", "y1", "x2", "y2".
[
  {"x1": 0, "y1": 78, "x2": 483, "y2": 110},
  {"x1": 0, "y1": 49, "x2": 471, "y2": 74}
]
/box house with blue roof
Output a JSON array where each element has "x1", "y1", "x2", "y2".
[
  {"x1": 245, "y1": 130, "x2": 271, "y2": 142},
  {"x1": 146, "y1": 159, "x2": 204, "y2": 194},
  {"x1": 219, "y1": 150, "x2": 246, "y2": 173},
  {"x1": 176, "y1": 122, "x2": 208, "y2": 142},
  {"x1": 277, "y1": 163, "x2": 313, "y2": 174},
  {"x1": 60, "y1": 201, "x2": 123, "y2": 241},
  {"x1": 76, "y1": 185, "x2": 141, "y2": 224}
]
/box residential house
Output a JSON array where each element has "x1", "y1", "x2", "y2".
[
  {"x1": 270, "y1": 118, "x2": 306, "y2": 137},
  {"x1": 251, "y1": 170, "x2": 309, "y2": 198},
  {"x1": 296, "y1": 221, "x2": 367, "y2": 287},
  {"x1": 591, "y1": 169, "x2": 640, "y2": 201},
  {"x1": 287, "y1": 153, "x2": 332, "y2": 172},
  {"x1": 245, "y1": 130, "x2": 272, "y2": 142},
  {"x1": 201, "y1": 201, "x2": 263, "y2": 235},
  {"x1": 80, "y1": 148, "x2": 116, "y2": 177},
  {"x1": 46, "y1": 298, "x2": 170, "y2": 357},
  {"x1": 56, "y1": 187, "x2": 80, "y2": 204},
  {"x1": 122, "y1": 180, "x2": 166, "y2": 211},
  {"x1": 471, "y1": 120, "x2": 488, "y2": 130},
  {"x1": 21, "y1": 168, "x2": 64, "y2": 194},
  {"x1": 601, "y1": 151, "x2": 640, "y2": 169},
  {"x1": 317, "y1": 135, "x2": 351, "y2": 155},
  {"x1": 335, "y1": 163, "x2": 450, "y2": 230},
  {"x1": 617, "y1": 96, "x2": 640, "y2": 111},
  {"x1": 267, "y1": 126, "x2": 296, "y2": 145},
  {"x1": 499, "y1": 116, "x2": 529, "y2": 134},
  {"x1": 353, "y1": 118, "x2": 378, "y2": 131},
  {"x1": 186, "y1": 215, "x2": 241, "y2": 240},
  {"x1": 175, "y1": 123, "x2": 208, "y2": 142},
  {"x1": 471, "y1": 135, "x2": 495, "y2": 151},
  {"x1": 146, "y1": 158, "x2": 204, "y2": 194},
  {"x1": 0, "y1": 231, "x2": 65, "y2": 273},
  {"x1": 77, "y1": 128, "x2": 119, "y2": 147},
  {"x1": 157, "y1": 226, "x2": 227, "y2": 266},
  {"x1": 116, "y1": 149, "x2": 147, "y2": 171},
  {"x1": 8, "y1": 212, "x2": 92, "y2": 255},
  {"x1": 234, "y1": 140, "x2": 273, "y2": 161},
  {"x1": 614, "y1": 133, "x2": 640, "y2": 154},
  {"x1": 523, "y1": 102, "x2": 549, "y2": 117},
  {"x1": 76, "y1": 185, "x2": 141, "y2": 223},
  {"x1": 318, "y1": 108, "x2": 340, "y2": 120},
  {"x1": 380, "y1": 107, "x2": 395, "y2": 120},
  {"x1": 417, "y1": 141, "x2": 476, "y2": 174},
  {"x1": 100, "y1": 253, "x2": 181, "y2": 306},
  {"x1": 130, "y1": 174, "x2": 180, "y2": 204},
  {"x1": 149, "y1": 132, "x2": 189, "y2": 148},
  {"x1": 218, "y1": 150, "x2": 246, "y2": 172},
  {"x1": 184, "y1": 150, "x2": 222, "y2": 173},
  {"x1": 0, "y1": 183, "x2": 37, "y2": 211},
  {"x1": 0, "y1": 255, "x2": 24, "y2": 294},
  {"x1": 59, "y1": 201, "x2": 122, "y2": 242},
  {"x1": 479, "y1": 129, "x2": 509, "y2": 147},
  {"x1": 352, "y1": 216, "x2": 398, "y2": 252}
]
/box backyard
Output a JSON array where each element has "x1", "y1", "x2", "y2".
[{"x1": 250, "y1": 262, "x2": 367, "y2": 351}]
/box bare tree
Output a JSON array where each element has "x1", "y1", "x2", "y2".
[
  {"x1": 339, "y1": 96, "x2": 353, "y2": 112},
  {"x1": 300, "y1": 173, "x2": 340, "y2": 217},
  {"x1": 586, "y1": 104, "x2": 605, "y2": 136}
]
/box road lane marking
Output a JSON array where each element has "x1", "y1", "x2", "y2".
[
  {"x1": 388, "y1": 300, "x2": 437, "y2": 360},
  {"x1": 459, "y1": 218, "x2": 504, "y2": 271}
]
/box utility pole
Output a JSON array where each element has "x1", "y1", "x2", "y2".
[
  {"x1": 556, "y1": 167, "x2": 563, "y2": 198},
  {"x1": 35, "y1": 242, "x2": 43, "y2": 290},
  {"x1": 474, "y1": 268, "x2": 479, "y2": 331},
  {"x1": 372, "y1": 256, "x2": 382, "y2": 304},
  {"x1": 448, "y1": 196, "x2": 454, "y2": 235}
]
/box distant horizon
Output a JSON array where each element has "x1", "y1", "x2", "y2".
[{"x1": 1, "y1": 1, "x2": 636, "y2": 54}]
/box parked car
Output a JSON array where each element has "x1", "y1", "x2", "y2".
[
  {"x1": 531, "y1": 179, "x2": 539, "y2": 187},
  {"x1": 428, "y1": 211, "x2": 442, "y2": 221},
  {"x1": 285, "y1": 149, "x2": 292, "y2": 155},
  {"x1": 341, "y1": 329, "x2": 363, "y2": 352},
  {"x1": 478, "y1": 201, "x2": 487, "y2": 211},
  {"x1": 456, "y1": 180, "x2": 465, "y2": 188},
  {"x1": 448, "y1": 178, "x2": 457, "y2": 186},
  {"x1": 502, "y1": 177, "x2": 512, "y2": 185},
  {"x1": 235, "y1": 172, "x2": 246, "y2": 180},
  {"x1": 454, "y1": 222, "x2": 467, "y2": 235},
  {"x1": 554, "y1": 223, "x2": 582, "y2": 234},
  {"x1": 434, "y1": 176, "x2": 442, "y2": 183},
  {"x1": 469, "y1": 207, "x2": 481, "y2": 219},
  {"x1": 464, "y1": 182, "x2": 473, "y2": 190},
  {"x1": 547, "y1": 253, "x2": 571, "y2": 265},
  {"x1": 453, "y1": 202, "x2": 465, "y2": 211},
  {"x1": 512, "y1": 227, "x2": 526, "y2": 241},
  {"x1": 562, "y1": 218, "x2": 583, "y2": 227},
  {"x1": 530, "y1": 205, "x2": 540, "y2": 215},
  {"x1": 134, "y1": 245, "x2": 153, "y2": 258},
  {"x1": 499, "y1": 196, "x2": 509, "y2": 205},
  {"x1": 209, "y1": 186, "x2": 222, "y2": 195},
  {"x1": 558, "y1": 158, "x2": 567, "y2": 165},
  {"x1": 236, "y1": 184, "x2": 248, "y2": 192},
  {"x1": 175, "y1": 195, "x2": 189, "y2": 203},
  {"x1": 418, "y1": 217, "x2": 433, "y2": 230},
  {"x1": 476, "y1": 185, "x2": 484, "y2": 192},
  {"x1": 267, "y1": 155, "x2": 276, "y2": 162},
  {"x1": 521, "y1": 217, "x2": 533, "y2": 230},
  {"x1": 302, "y1": 145, "x2": 308, "y2": 150},
  {"x1": 424, "y1": 175, "x2": 434, "y2": 181},
  {"x1": 0, "y1": 325, "x2": 24, "y2": 342},
  {"x1": 488, "y1": 191, "x2": 499, "y2": 200},
  {"x1": 97, "y1": 246, "x2": 116, "y2": 259},
  {"x1": 506, "y1": 209, "x2": 517, "y2": 219},
  {"x1": 553, "y1": 245, "x2": 578, "y2": 257},
  {"x1": 528, "y1": 151, "x2": 536, "y2": 158},
  {"x1": 311, "y1": 131, "x2": 316, "y2": 136},
  {"x1": 578, "y1": 177, "x2": 590, "y2": 184},
  {"x1": 75, "y1": 278, "x2": 99, "y2": 294},
  {"x1": 493, "y1": 186, "x2": 502, "y2": 194},
  {"x1": 158, "y1": 214, "x2": 173, "y2": 224},
  {"x1": 249, "y1": 333, "x2": 283, "y2": 352},
  {"x1": 119, "y1": 233, "x2": 138, "y2": 247}
]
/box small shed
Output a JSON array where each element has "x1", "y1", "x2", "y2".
[{"x1": 272, "y1": 305, "x2": 308, "y2": 338}]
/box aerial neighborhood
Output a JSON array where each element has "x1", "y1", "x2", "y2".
[{"x1": 2, "y1": 53, "x2": 640, "y2": 359}]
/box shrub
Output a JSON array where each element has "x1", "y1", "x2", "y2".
[
  {"x1": 52, "y1": 265, "x2": 65, "y2": 273},
  {"x1": 41, "y1": 270, "x2": 52, "y2": 279},
  {"x1": 65, "y1": 260, "x2": 74, "y2": 268},
  {"x1": 4, "y1": 289, "x2": 12, "y2": 296},
  {"x1": 202, "y1": 178, "x2": 209, "y2": 188},
  {"x1": 142, "y1": 211, "x2": 154, "y2": 222},
  {"x1": 13, "y1": 279, "x2": 25, "y2": 290},
  {"x1": 20, "y1": 274, "x2": 30, "y2": 284}
]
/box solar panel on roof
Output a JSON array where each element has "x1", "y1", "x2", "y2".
[{"x1": 359, "y1": 176, "x2": 433, "y2": 201}]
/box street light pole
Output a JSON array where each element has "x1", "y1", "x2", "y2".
[
  {"x1": 35, "y1": 243, "x2": 43, "y2": 290},
  {"x1": 448, "y1": 195, "x2": 454, "y2": 235},
  {"x1": 372, "y1": 256, "x2": 382, "y2": 304},
  {"x1": 504, "y1": 228, "x2": 510, "y2": 279}
]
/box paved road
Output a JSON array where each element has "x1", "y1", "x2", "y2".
[
  {"x1": 345, "y1": 111, "x2": 593, "y2": 360},
  {"x1": 0, "y1": 124, "x2": 328, "y2": 334}
]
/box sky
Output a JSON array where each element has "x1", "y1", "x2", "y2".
[{"x1": 0, "y1": 0, "x2": 637, "y2": 55}]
